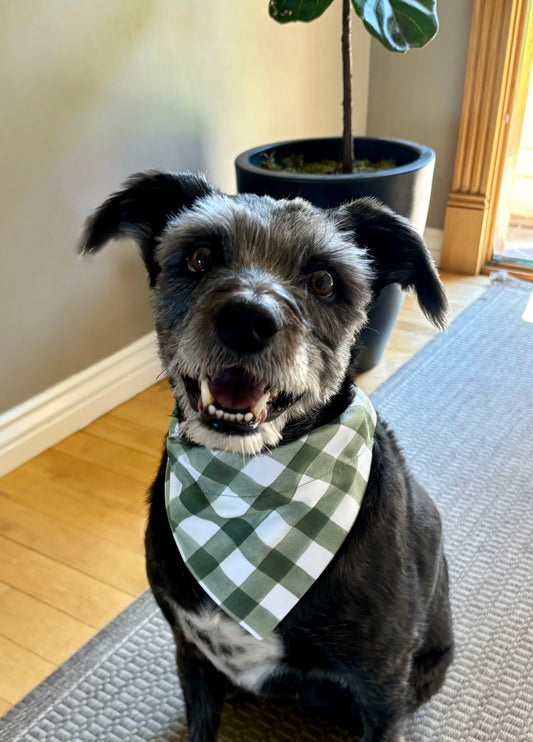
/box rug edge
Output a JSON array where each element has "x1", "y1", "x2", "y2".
[{"x1": 0, "y1": 591, "x2": 159, "y2": 738}]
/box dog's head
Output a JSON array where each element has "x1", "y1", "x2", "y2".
[{"x1": 80, "y1": 171, "x2": 447, "y2": 455}]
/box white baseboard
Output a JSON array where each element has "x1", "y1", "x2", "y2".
[
  {"x1": 424, "y1": 227, "x2": 443, "y2": 267},
  {"x1": 0, "y1": 332, "x2": 163, "y2": 478}
]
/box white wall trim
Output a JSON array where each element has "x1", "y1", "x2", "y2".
[
  {"x1": 0, "y1": 332, "x2": 163, "y2": 478},
  {"x1": 424, "y1": 227, "x2": 443, "y2": 267}
]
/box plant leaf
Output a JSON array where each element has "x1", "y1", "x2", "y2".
[
  {"x1": 351, "y1": 0, "x2": 439, "y2": 52},
  {"x1": 269, "y1": 0, "x2": 336, "y2": 23}
]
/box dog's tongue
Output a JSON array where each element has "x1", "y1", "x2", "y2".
[{"x1": 208, "y1": 368, "x2": 266, "y2": 411}]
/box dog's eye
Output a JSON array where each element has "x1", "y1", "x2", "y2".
[
  {"x1": 311, "y1": 270, "x2": 335, "y2": 297},
  {"x1": 187, "y1": 244, "x2": 213, "y2": 273}
]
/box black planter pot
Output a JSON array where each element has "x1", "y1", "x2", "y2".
[{"x1": 235, "y1": 136, "x2": 435, "y2": 372}]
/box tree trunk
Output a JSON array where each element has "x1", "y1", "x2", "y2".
[{"x1": 342, "y1": 0, "x2": 353, "y2": 173}]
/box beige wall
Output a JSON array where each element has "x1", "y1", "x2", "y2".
[
  {"x1": 1, "y1": 0, "x2": 370, "y2": 413},
  {"x1": 366, "y1": 0, "x2": 473, "y2": 228}
]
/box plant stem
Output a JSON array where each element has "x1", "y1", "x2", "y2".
[{"x1": 341, "y1": 0, "x2": 353, "y2": 173}]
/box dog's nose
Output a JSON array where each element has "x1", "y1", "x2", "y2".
[{"x1": 215, "y1": 298, "x2": 281, "y2": 353}]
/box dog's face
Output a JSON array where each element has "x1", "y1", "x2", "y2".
[
  {"x1": 152, "y1": 191, "x2": 373, "y2": 454},
  {"x1": 80, "y1": 171, "x2": 447, "y2": 455}
]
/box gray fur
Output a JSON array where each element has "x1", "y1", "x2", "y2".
[{"x1": 152, "y1": 191, "x2": 372, "y2": 454}]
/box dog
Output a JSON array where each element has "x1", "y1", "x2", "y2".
[{"x1": 80, "y1": 171, "x2": 454, "y2": 742}]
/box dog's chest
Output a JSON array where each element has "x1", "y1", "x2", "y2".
[{"x1": 175, "y1": 606, "x2": 284, "y2": 693}]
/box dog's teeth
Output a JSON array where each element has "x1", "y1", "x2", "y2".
[
  {"x1": 208, "y1": 404, "x2": 216, "y2": 416},
  {"x1": 235, "y1": 413, "x2": 243, "y2": 422},
  {"x1": 270, "y1": 387, "x2": 279, "y2": 399},
  {"x1": 244, "y1": 412, "x2": 254, "y2": 423},
  {"x1": 250, "y1": 391, "x2": 271, "y2": 419},
  {"x1": 201, "y1": 379, "x2": 215, "y2": 408},
  {"x1": 256, "y1": 407, "x2": 268, "y2": 424},
  {"x1": 215, "y1": 409, "x2": 224, "y2": 419}
]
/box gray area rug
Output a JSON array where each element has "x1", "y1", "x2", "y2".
[{"x1": 2, "y1": 275, "x2": 532, "y2": 741}]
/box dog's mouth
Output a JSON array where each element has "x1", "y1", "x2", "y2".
[{"x1": 183, "y1": 368, "x2": 297, "y2": 435}]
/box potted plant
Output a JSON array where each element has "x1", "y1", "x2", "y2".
[{"x1": 235, "y1": 0, "x2": 439, "y2": 371}]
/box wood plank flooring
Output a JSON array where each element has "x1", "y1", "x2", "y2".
[{"x1": 0, "y1": 272, "x2": 489, "y2": 713}]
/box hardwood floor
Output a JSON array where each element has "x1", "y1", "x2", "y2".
[{"x1": 0, "y1": 272, "x2": 489, "y2": 713}]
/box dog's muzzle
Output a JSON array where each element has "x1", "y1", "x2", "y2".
[{"x1": 183, "y1": 297, "x2": 297, "y2": 435}]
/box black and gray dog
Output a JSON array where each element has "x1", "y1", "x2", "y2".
[{"x1": 80, "y1": 171, "x2": 453, "y2": 742}]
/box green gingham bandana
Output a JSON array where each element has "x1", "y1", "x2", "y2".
[{"x1": 165, "y1": 387, "x2": 376, "y2": 640}]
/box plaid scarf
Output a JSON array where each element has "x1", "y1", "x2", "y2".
[{"x1": 165, "y1": 387, "x2": 376, "y2": 640}]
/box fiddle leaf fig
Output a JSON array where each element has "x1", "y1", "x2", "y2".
[
  {"x1": 269, "y1": 0, "x2": 438, "y2": 51},
  {"x1": 268, "y1": 0, "x2": 335, "y2": 23},
  {"x1": 352, "y1": 0, "x2": 438, "y2": 52},
  {"x1": 268, "y1": 0, "x2": 438, "y2": 171}
]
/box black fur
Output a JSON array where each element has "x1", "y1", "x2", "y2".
[
  {"x1": 334, "y1": 199, "x2": 448, "y2": 331},
  {"x1": 79, "y1": 171, "x2": 215, "y2": 286},
  {"x1": 81, "y1": 172, "x2": 453, "y2": 742}
]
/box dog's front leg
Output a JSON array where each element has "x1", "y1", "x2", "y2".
[
  {"x1": 175, "y1": 632, "x2": 226, "y2": 742},
  {"x1": 358, "y1": 705, "x2": 407, "y2": 742},
  {"x1": 352, "y1": 676, "x2": 409, "y2": 742}
]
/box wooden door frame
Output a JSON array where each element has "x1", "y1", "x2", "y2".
[{"x1": 441, "y1": 0, "x2": 531, "y2": 276}]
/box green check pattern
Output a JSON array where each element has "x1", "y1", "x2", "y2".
[{"x1": 165, "y1": 387, "x2": 376, "y2": 639}]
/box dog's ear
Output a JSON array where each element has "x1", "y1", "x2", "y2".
[
  {"x1": 78, "y1": 171, "x2": 215, "y2": 286},
  {"x1": 335, "y1": 197, "x2": 448, "y2": 330}
]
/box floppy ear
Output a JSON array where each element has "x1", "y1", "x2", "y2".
[
  {"x1": 78, "y1": 171, "x2": 215, "y2": 286},
  {"x1": 335, "y1": 197, "x2": 448, "y2": 330}
]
